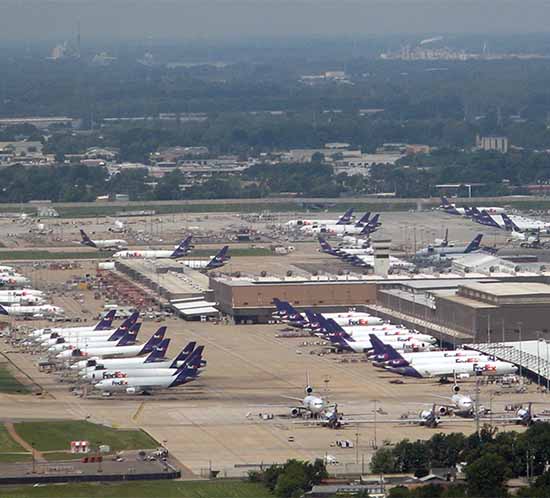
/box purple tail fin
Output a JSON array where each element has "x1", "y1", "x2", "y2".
[
  {"x1": 355, "y1": 211, "x2": 370, "y2": 226},
  {"x1": 336, "y1": 208, "x2": 354, "y2": 225},
  {"x1": 80, "y1": 229, "x2": 96, "y2": 248},
  {"x1": 145, "y1": 338, "x2": 171, "y2": 363},
  {"x1": 94, "y1": 310, "x2": 116, "y2": 331},
  {"x1": 117, "y1": 323, "x2": 141, "y2": 346},
  {"x1": 369, "y1": 334, "x2": 388, "y2": 356},
  {"x1": 205, "y1": 246, "x2": 230, "y2": 269},
  {"x1": 170, "y1": 341, "x2": 196, "y2": 368},
  {"x1": 169, "y1": 235, "x2": 193, "y2": 259},
  {"x1": 384, "y1": 343, "x2": 405, "y2": 361},
  {"x1": 139, "y1": 326, "x2": 167, "y2": 354},
  {"x1": 169, "y1": 346, "x2": 204, "y2": 387}
]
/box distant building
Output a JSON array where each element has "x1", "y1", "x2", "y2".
[
  {"x1": 333, "y1": 153, "x2": 403, "y2": 177},
  {"x1": 476, "y1": 135, "x2": 509, "y2": 153},
  {"x1": 0, "y1": 117, "x2": 74, "y2": 129}
]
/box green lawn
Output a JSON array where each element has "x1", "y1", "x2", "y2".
[
  {"x1": 0, "y1": 251, "x2": 111, "y2": 261},
  {"x1": 0, "y1": 452, "x2": 31, "y2": 463},
  {"x1": 0, "y1": 423, "x2": 31, "y2": 463},
  {"x1": 14, "y1": 421, "x2": 157, "y2": 453},
  {"x1": 0, "y1": 247, "x2": 269, "y2": 261},
  {"x1": 0, "y1": 365, "x2": 30, "y2": 394},
  {"x1": 192, "y1": 247, "x2": 271, "y2": 257},
  {"x1": 0, "y1": 480, "x2": 272, "y2": 498},
  {"x1": 55, "y1": 201, "x2": 421, "y2": 218},
  {"x1": 42, "y1": 451, "x2": 88, "y2": 461}
]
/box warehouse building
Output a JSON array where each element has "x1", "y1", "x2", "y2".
[
  {"x1": 210, "y1": 276, "x2": 378, "y2": 323},
  {"x1": 377, "y1": 280, "x2": 550, "y2": 344}
]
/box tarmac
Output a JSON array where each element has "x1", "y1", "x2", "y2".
[{"x1": 0, "y1": 209, "x2": 549, "y2": 477}]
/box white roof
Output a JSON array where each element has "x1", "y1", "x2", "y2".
[
  {"x1": 181, "y1": 306, "x2": 219, "y2": 316},
  {"x1": 172, "y1": 300, "x2": 216, "y2": 311},
  {"x1": 170, "y1": 297, "x2": 207, "y2": 304}
]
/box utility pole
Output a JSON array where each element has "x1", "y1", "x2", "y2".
[
  {"x1": 355, "y1": 423, "x2": 359, "y2": 465},
  {"x1": 373, "y1": 399, "x2": 379, "y2": 449},
  {"x1": 475, "y1": 377, "x2": 481, "y2": 440}
]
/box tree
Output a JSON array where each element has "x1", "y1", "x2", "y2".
[
  {"x1": 311, "y1": 152, "x2": 325, "y2": 164},
  {"x1": 464, "y1": 453, "x2": 510, "y2": 497},
  {"x1": 371, "y1": 447, "x2": 396, "y2": 474},
  {"x1": 388, "y1": 486, "x2": 411, "y2": 498}
]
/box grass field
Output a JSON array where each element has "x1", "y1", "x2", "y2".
[
  {"x1": 54, "y1": 201, "x2": 423, "y2": 218},
  {"x1": 192, "y1": 247, "x2": 271, "y2": 257},
  {"x1": 0, "y1": 480, "x2": 272, "y2": 498},
  {"x1": 0, "y1": 251, "x2": 111, "y2": 261},
  {"x1": 0, "y1": 424, "x2": 31, "y2": 463},
  {"x1": 0, "y1": 247, "x2": 269, "y2": 261},
  {"x1": 0, "y1": 365, "x2": 30, "y2": 394},
  {"x1": 14, "y1": 421, "x2": 157, "y2": 453}
]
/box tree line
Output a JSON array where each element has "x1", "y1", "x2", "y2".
[{"x1": 372, "y1": 423, "x2": 550, "y2": 498}]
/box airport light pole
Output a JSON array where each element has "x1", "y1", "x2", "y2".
[
  {"x1": 31, "y1": 441, "x2": 35, "y2": 474},
  {"x1": 515, "y1": 323, "x2": 523, "y2": 379},
  {"x1": 537, "y1": 332, "x2": 542, "y2": 389},
  {"x1": 373, "y1": 399, "x2": 379, "y2": 450}
]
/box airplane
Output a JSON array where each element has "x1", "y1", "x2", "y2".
[
  {"x1": 0, "y1": 303, "x2": 64, "y2": 318},
  {"x1": 303, "y1": 310, "x2": 384, "y2": 330},
  {"x1": 346, "y1": 254, "x2": 415, "y2": 271},
  {"x1": 415, "y1": 234, "x2": 483, "y2": 259},
  {"x1": 502, "y1": 213, "x2": 550, "y2": 233},
  {"x1": 338, "y1": 235, "x2": 371, "y2": 248},
  {"x1": 0, "y1": 293, "x2": 44, "y2": 305},
  {"x1": 0, "y1": 274, "x2": 30, "y2": 287},
  {"x1": 307, "y1": 311, "x2": 424, "y2": 339},
  {"x1": 177, "y1": 246, "x2": 231, "y2": 270},
  {"x1": 306, "y1": 215, "x2": 380, "y2": 236},
  {"x1": 488, "y1": 402, "x2": 550, "y2": 426},
  {"x1": 318, "y1": 238, "x2": 373, "y2": 257},
  {"x1": 369, "y1": 335, "x2": 483, "y2": 366},
  {"x1": 318, "y1": 317, "x2": 435, "y2": 344},
  {"x1": 113, "y1": 240, "x2": 229, "y2": 270},
  {"x1": 0, "y1": 289, "x2": 44, "y2": 297},
  {"x1": 86, "y1": 345, "x2": 206, "y2": 381},
  {"x1": 28, "y1": 310, "x2": 118, "y2": 339},
  {"x1": 285, "y1": 208, "x2": 355, "y2": 228},
  {"x1": 433, "y1": 228, "x2": 452, "y2": 248},
  {"x1": 72, "y1": 337, "x2": 172, "y2": 371},
  {"x1": 37, "y1": 312, "x2": 139, "y2": 345},
  {"x1": 93, "y1": 346, "x2": 204, "y2": 395},
  {"x1": 439, "y1": 197, "x2": 467, "y2": 216},
  {"x1": 433, "y1": 384, "x2": 475, "y2": 418},
  {"x1": 383, "y1": 344, "x2": 517, "y2": 379},
  {"x1": 113, "y1": 236, "x2": 193, "y2": 260},
  {"x1": 507, "y1": 227, "x2": 545, "y2": 248},
  {"x1": 283, "y1": 376, "x2": 336, "y2": 420},
  {"x1": 79, "y1": 229, "x2": 128, "y2": 251},
  {"x1": 47, "y1": 323, "x2": 141, "y2": 353},
  {"x1": 108, "y1": 220, "x2": 127, "y2": 233},
  {"x1": 322, "y1": 319, "x2": 436, "y2": 353},
  {"x1": 272, "y1": 300, "x2": 384, "y2": 329},
  {"x1": 56, "y1": 326, "x2": 166, "y2": 360},
  {"x1": 81, "y1": 341, "x2": 205, "y2": 379}
]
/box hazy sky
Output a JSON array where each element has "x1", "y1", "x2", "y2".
[{"x1": 2, "y1": 0, "x2": 550, "y2": 41}]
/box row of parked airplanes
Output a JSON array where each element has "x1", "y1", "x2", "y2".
[
  {"x1": 21, "y1": 310, "x2": 206, "y2": 395},
  {"x1": 271, "y1": 299, "x2": 549, "y2": 429},
  {"x1": 79, "y1": 230, "x2": 231, "y2": 268},
  {"x1": 440, "y1": 197, "x2": 550, "y2": 247},
  {"x1": 273, "y1": 299, "x2": 517, "y2": 380},
  {"x1": 0, "y1": 266, "x2": 66, "y2": 317}
]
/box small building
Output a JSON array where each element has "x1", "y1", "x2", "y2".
[{"x1": 476, "y1": 134, "x2": 509, "y2": 153}]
